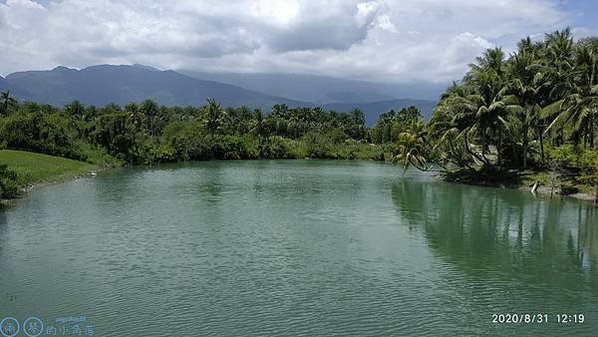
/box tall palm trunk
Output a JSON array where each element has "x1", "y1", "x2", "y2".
[
  {"x1": 590, "y1": 114, "x2": 595, "y2": 148},
  {"x1": 522, "y1": 124, "x2": 528, "y2": 169},
  {"x1": 537, "y1": 127, "x2": 545, "y2": 165},
  {"x1": 464, "y1": 130, "x2": 488, "y2": 166}
]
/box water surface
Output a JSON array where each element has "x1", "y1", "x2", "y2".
[{"x1": 1, "y1": 160, "x2": 597, "y2": 336}]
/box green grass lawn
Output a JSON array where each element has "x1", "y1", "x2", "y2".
[{"x1": 0, "y1": 150, "x2": 96, "y2": 186}]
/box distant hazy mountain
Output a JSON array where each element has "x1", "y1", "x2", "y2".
[
  {"x1": 4, "y1": 65, "x2": 309, "y2": 108},
  {"x1": 0, "y1": 76, "x2": 12, "y2": 92},
  {"x1": 181, "y1": 71, "x2": 445, "y2": 103},
  {"x1": 0, "y1": 76, "x2": 29, "y2": 97},
  {"x1": 323, "y1": 99, "x2": 437, "y2": 126},
  {"x1": 2, "y1": 65, "x2": 438, "y2": 126}
]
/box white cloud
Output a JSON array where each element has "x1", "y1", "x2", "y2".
[
  {"x1": 6, "y1": 0, "x2": 44, "y2": 9},
  {"x1": 0, "y1": 0, "x2": 581, "y2": 84},
  {"x1": 250, "y1": 0, "x2": 300, "y2": 25}
]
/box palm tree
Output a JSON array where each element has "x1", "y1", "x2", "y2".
[
  {"x1": 287, "y1": 108, "x2": 301, "y2": 138},
  {"x1": 350, "y1": 108, "x2": 366, "y2": 140},
  {"x1": 270, "y1": 104, "x2": 288, "y2": 136},
  {"x1": 429, "y1": 85, "x2": 486, "y2": 167},
  {"x1": 140, "y1": 99, "x2": 160, "y2": 137},
  {"x1": 430, "y1": 48, "x2": 519, "y2": 170},
  {"x1": 544, "y1": 44, "x2": 598, "y2": 149},
  {"x1": 1, "y1": 90, "x2": 16, "y2": 115},
  {"x1": 533, "y1": 29, "x2": 576, "y2": 152},
  {"x1": 569, "y1": 45, "x2": 598, "y2": 148},
  {"x1": 506, "y1": 47, "x2": 543, "y2": 168},
  {"x1": 393, "y1": 119, "x2": 431, "y2": 171},
  {"x1": 203, "y1": 98, "x2": 224, "y2": 135},
  {"x1": 125, "y1": 102, "x2": 144, "y2": 130},
  {"x1": 234, "y1": 105, "x2": 251, "y2": 134},
  {"x1": 466, "y1": 48, "x2": 511, "y2": 165},
  {"x1": 467, "y1": 47, "x2": 506, "y2": 80},
  {"x1": 250, "y1": 108, "x2": 267, "y2": 140}
]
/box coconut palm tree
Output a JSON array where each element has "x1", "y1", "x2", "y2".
[
  {"x1": 393, "y1": 119, "x2": 432, "y2": 171},
  {"x1": 203, "y1": 98, "x2": 225, "y2": 135},
  {"x1": 466, "y1": 48, "x2": 510, "y2": 164},
  {"x1": 429, "y1": 85, "x2": 486, "y2": 167},
  {"x1": 250, "y1": 108, "x2": 267, "y2": 140},
  {"x1": 0, "y1": 90, "x2": 17, "y2": 115},
  {"x1": 505, "y1": 47, "x2": 544, "y2": 168},
  {"x1": 544, "y1": 44, "x2": 598, "y2": 149},
  {"x1": 140, "y1": 99, "x2": 160, "y2": 137},
  {"x1": 125, "y1": 102, "x2": 145, "y2": 130}
]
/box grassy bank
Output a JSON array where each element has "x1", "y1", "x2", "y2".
[{"x1": 0, "y1": 150, "x2": 97, "y2": 188}]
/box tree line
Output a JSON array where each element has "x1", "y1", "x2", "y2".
[
  {"x1": 1, "y1": 95, "x2": 410, "y2": 198},
  {"x1": 392, "y1": 28, "x2": 598, "y2": 202},
  {"x1": 2, "y1": 28, "x2": 595, "y2": 202},
  {"x1": 0, "y1": 95, "x2": 398, "y2": 166}
]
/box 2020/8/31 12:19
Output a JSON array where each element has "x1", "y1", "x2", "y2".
[{"x1": 492, "y1": 313, "x2": 585, "y2": 324}]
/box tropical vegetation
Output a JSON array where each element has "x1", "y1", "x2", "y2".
[
  {"x1": 1, "y1": 28, "x2": 597, "y2": 204},
  {"x1": 392, "y1": 28, "x2": 598, "y2": 203},
  {"x1": 0, "y1": 93, "x2": 396, "y2": 199}
]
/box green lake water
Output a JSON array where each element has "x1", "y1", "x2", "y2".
[{"x1": 0, "y1": 160, "x2": 597, "y2": 336}]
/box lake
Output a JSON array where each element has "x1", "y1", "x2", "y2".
[{"x1": 0, "y1": 160, "x2": 597, "y2": 336}]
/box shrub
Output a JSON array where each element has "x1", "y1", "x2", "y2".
[
  {"x1": 580, "y1": 151, "x2": 598, "y2": 202},
  {"x1": 326, "y1": 128, "x2": 349, "y2": 144},
  {"x1": 546, "y1": 144, "x2": 582, "y2": 168},
  {"x1": 263, "y1": 136, "x2": 295, "y2": 159},
  {"x1": 0, "y1": 165, "x2": 20, "y2": 199},
  {"x1": 207, "y1": 135, "x2": 258, "y2": 160},
  {"x1": 302, "y1": 132, "x2": 334, "y2": 159}
]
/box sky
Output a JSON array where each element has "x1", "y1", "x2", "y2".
[{"x1": 0, "y1": 0, "x2": 597, "y2": 84}]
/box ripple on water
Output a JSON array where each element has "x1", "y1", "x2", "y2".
[{"x1": 1, "y1": 161, "x2": 597, "y2": 336}]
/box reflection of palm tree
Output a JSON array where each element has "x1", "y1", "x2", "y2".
[
  {"x1": 578, "y1": 206, "x2": 598, "y2": 274},
  {"x1": 390, "y1": 179, "x2": 598, "y2": 291}
]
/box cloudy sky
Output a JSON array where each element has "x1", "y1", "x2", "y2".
[{"x1": 1, "y1": 0, "x2": 597, "y2": 84}]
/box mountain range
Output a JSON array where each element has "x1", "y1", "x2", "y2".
[
  {"x1": 181, "y1": 71, "x2": 444, "y2": 103},
  {"x1": 3, "y1": 65, "x2": 306, "y2": 108},
  {"x1": 1, "y1": 65, "x2": 439, "y2": 126}
]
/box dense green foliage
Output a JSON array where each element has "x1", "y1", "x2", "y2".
[
  {"x1": 2, "y1": 28, "x2": 596, "y2": 203},
  {"x1": 0, "y1": 96, "x2": 381, "y2": 165},
  {"x1": 0, "y1": 163, "x2": 19, "y2": 199},
  {"x1": 0, "y1": 92, "x2": 392, "y2": 199},
  {"x1": 393, "y1": 29, "x2": 598, "y2": 202}
]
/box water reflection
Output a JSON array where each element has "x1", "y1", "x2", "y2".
[
  {"x1": 391, "y1": 179, "x2": 598, "y2": 292},
  {"x1": 0, "y1": 211, "x2": 6, "y2": 255}
]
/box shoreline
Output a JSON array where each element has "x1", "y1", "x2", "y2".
[
  {"x1": 1, "y1": 169, "x2": 102, "y2": 208},
  {"x1": 518, "y1": 184, "x2": 596, "y2": 203},
  {"x1": 3, "y1": 158, "x2": 597, "y2": 208},
  {"x1": 440, "y1": 169, "x2": 597, "y2": 205},
  {"x1": 0, "y1": 149, "x2": 109, "y2": 207},
  {"x1": 21, "y1": 166, "x2": 105, "y2": 193}
]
